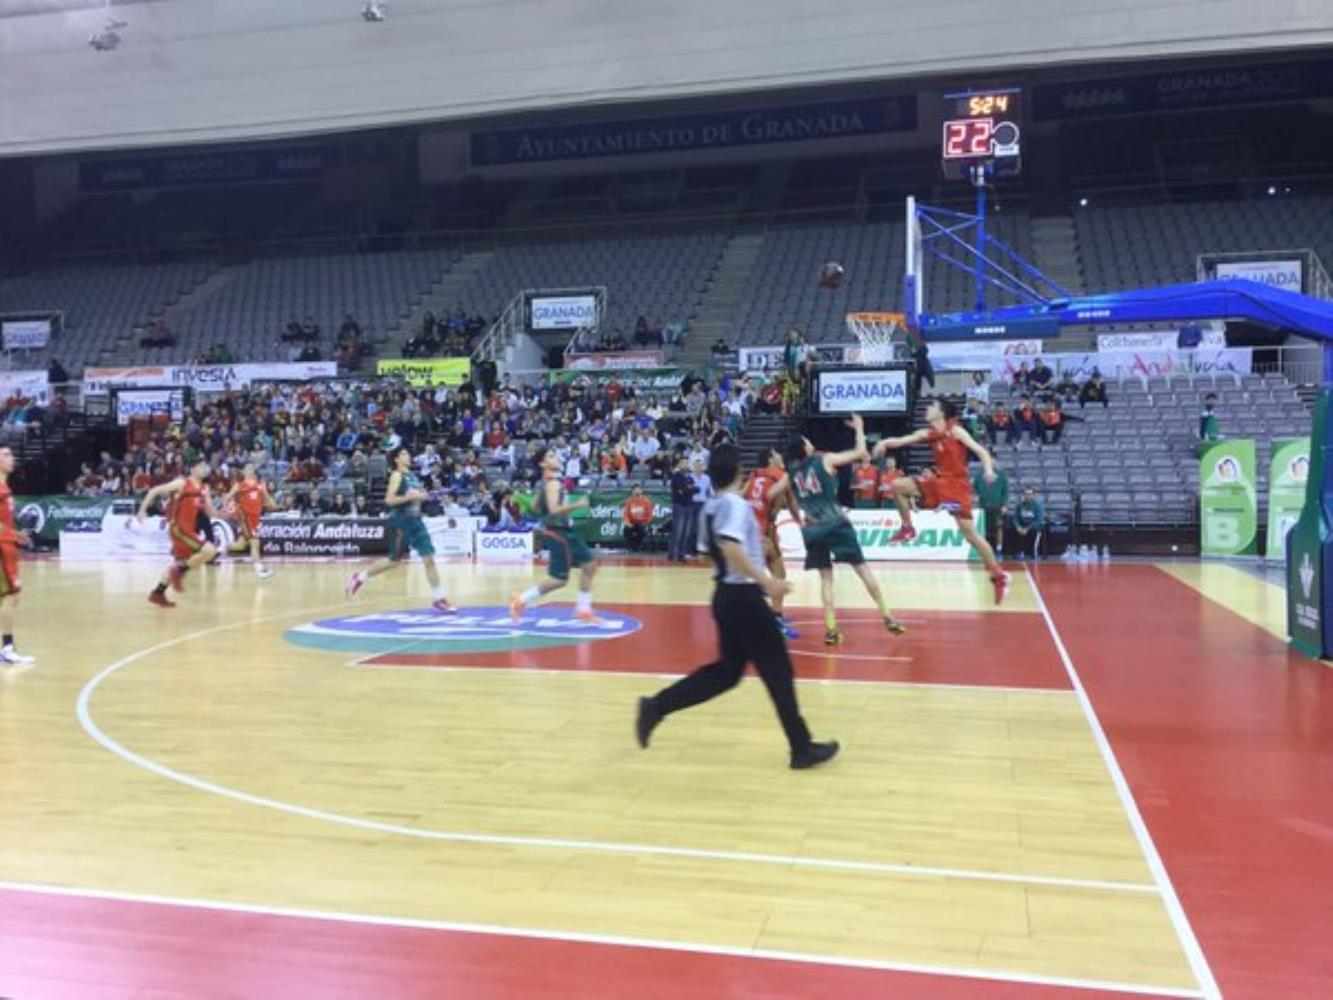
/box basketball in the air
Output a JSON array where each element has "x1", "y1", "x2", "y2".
[{"x1": 817, "y1": 261, "x2": 845, "y2": 289}]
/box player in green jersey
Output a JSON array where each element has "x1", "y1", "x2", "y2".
[
  {"x1": 782, "y1": 414, "x2": 905, "y2": 645},
  {"x1": 345, "y1": 446, "x2": 457, "y2": 613},
  {"x1": 510, "y1": 447, "x2": 602, "y2": 622}
]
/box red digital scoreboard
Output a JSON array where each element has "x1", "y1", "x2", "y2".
[{"x1": 941, "y1": 89, "x2": 1022, "y2": 181}]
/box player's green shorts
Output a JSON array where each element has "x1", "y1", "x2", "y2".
[
  {"x1": 540, "y1": 526, "x2": 594, "y2": 581},
  {"x1": 388, "y1": 515, "x2": 435, "y2": 560},
  {"x1": 802, "y1": 518, "x2": 865, "y2": 570}
]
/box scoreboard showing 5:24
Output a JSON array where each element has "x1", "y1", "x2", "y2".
[{"x1": 941, "y1": 89, "x2": 1022, "y2": 181}]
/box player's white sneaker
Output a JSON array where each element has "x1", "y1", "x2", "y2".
[
  {"x1": 0, "y1": 645, "x2": 35, "y2": 666},
  {"x1": 255, "y1": 566, "x2": 274, "y2": 580},
  {"x1": 345, "y1": 572, "x2": 365, "y2": 599}
]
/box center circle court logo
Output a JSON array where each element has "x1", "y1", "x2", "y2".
[{"x1": 284, "y1": 605, "x2": 642, "y2": 655}]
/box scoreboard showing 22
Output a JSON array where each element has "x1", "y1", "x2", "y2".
[{"x1": 941, "y1": 89, "x2": 1022, "y2": 181}]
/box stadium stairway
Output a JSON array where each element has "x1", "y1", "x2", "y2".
[
  {"x1": 1031, "y1": 215, "x2": 1085, "y2": 297},
  {"x1": 737, "y1": 411, "x2": 796, "y2": 471},
  {"x1": 675, "y1": 232, "x2": 765, "y2": 367},
  {"x1": 381, "y1": 251, "x2": 493, "y2": 359}
]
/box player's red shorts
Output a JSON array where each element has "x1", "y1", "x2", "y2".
[
  {"x1": 236, "y1": 510, "x2": 262, "y2": 539},
  {"x1": 170, "y1": 523, "x2": 207, "y2": 561},
  {"x1": 916, "y1": 475, "x2": 973, "y2": 520},
  {"x1": 0, "y1": 542, "x2": 20, "y2": 597}
]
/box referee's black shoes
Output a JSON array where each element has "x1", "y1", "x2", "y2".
[{"x1": 789, "y1": 740, "x2": 840, "y2": 770}]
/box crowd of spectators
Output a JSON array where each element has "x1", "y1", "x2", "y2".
[
  {"x1": 958, "y1": 364, "x2": 1110, "y2": 447},
  {"x1": 68, "y1": 369, "x2": 755, "y2": 527},
  {"x1": 569, "y1": 316, "x2": 688, "y2": 354}
]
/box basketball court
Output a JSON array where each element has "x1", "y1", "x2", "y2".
[{"x1": 3, "y1": 556, "x2": 1329, "y2": 998}]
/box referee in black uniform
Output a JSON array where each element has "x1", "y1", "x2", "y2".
[{"x1": 635, "y1": 444, "x2": 839, "y2": 770}]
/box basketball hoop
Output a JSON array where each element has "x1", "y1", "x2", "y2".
[{"x1": 845, "y1": 312, "x2": 904, "y2": 365}]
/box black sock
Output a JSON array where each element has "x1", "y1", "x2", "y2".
[
  {"x1": 153, "y1": 583, "x2": 167, "y2": 595},
  {"x1": 3, "y1": 633, "x2": 12, "y2": 647}
]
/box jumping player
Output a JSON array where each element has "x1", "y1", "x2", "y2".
[
  {"x1": 224, "y1": 463, "x2": 277, "y2": 579},
  {"x1": 346, "y1": 446, "x2": 456, "y2": 613},
  {"x1": 511, "y1": 447, "x2": 601, "y2": 622},
  {"x1": 874, "y1": 398, "x2": 1011, "y2": 604},
  {"x1": 138, "y1": 458, "x2": 219, "y2": 608},
  {"x1": 0, "y1": 446, "x2": 35, "y2": 665},
  {"x1": 785, "y1": 414, "x2": 906, "y2": 645},
  {"x1": 742, "y1": 448, "x2": 798, "y2": 639}
]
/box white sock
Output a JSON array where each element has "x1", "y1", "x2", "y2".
[
  {"x1": 431, "y1": 585, "x2": 445, "y2": 601},
  {"x1": 576, "y1": 590, "x2": 592, "y2": 612},
  {"x1": 520, "y1": 586, "x2": 542, "y2": 606}
]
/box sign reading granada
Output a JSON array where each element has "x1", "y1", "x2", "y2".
[{"x1": 285, "y1": 606, "x2": 642, "y2": 654}]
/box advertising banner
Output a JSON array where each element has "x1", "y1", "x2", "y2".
[
  {"x1": 1215, "y1": 259, "x2": 1304, "y2": 292},
  {"x1": 1033, "y1": 58, "x2": 1333, "y2": 122},
  {"x1": 1095, "y1": 329, "x2": 1225, "y2": 352},
  {"x1": 83, "y1": 362, "x2": 337, "y2": 395},
  {"x1": 15, "y1": 495, "x2": 119, "y2": 543},
  {"x1": 777, "y1": 508, "x2": 984, "y2": 562},
  {"x1": 1266, "y1": 438, "x2": 1310, "y2": 562},
  {"x1": 737, "y1": 344, "x2": 851, "y2": 372},
  {"x1": 571, "y1": 490, "x2": 670, "y2": 545},
  {"x1": 376, "y1": 358, "x2": 472, "y2": 388},
  {"x1": 475, "y1": 531, "x2": 535, "y2": 561},
  {"x1": 565, "y1": 352, "x2": 664, "y2": 371},
  {"x1": 530, "y1": 295, "x2": 598, "y2": 330},
  {"x1": 926, "y1": 340, "x2": 1044, "y2": 371},
  {"x1": 114, "y1": 389, "x2": 185, "y2": 426},
  {"x1": 471, "y1": 96, "x2": 917, "y2": 167},
  {"x1": 1200, "y1": 440, "x2": 1258, "y2": 556},
  {"x1": 80, "y1": 145, "x2": 332, "y2": 192},
  {"x1": 546, "y1": 369, "x2": 687, "y2": 393},
  {"x1": 1, "y1": 319, "x2": 51, "y2": 350},
  {"x1": 992, "y1": 348, "x2": 1252, "y2": 383},
  {"x1": 0, "y1": 370, "x2": 52, "y2": 405},
  {"x1": 813, "y1": 369, "x2": 909, "y2": 414}
]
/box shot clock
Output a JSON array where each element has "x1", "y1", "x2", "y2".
[{"x1": 941, "y1": 89, "x2": 1022, "y2": 181}]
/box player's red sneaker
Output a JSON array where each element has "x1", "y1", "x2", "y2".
[
  {"x1": 508, "y1": 592, "x2": 525, "y2": 622},
  {"x1": 889, "y1": 524, "x2": 917, "y2": 544},
  {"x1": 432, "y1": 598, "x2": 459, "y2": 615},
  {"x1": 167, "y1": 564, "x2": 186, "y2": 592},
  {"x1": 575, "y1": 608, "x2": 605, "y2": 625},
  {"x1": 148, "y1": 591, "x2": 176, "y2": 609},
  {"x1": 345, "y1": 573, "x2": 364, "y2": 599},
  {"x1": 992, "y1": 571, "x2": 1012, "y2": 606}
]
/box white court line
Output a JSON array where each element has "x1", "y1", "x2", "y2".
[
  {"x1": 1025, "y1": 569, "x2": 1222, "y2": 1000},
  {"x1": 0, "y1": 879, "x2": 1203, "y2": 998},
  {"x1": 74, "y1": 607, "x2": 1153, "y2": 897},
  {"x1": 340, "y1": 659, "x2": 1074, "y2": 697}
]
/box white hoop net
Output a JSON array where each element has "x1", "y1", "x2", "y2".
[{"x1": 845, "y1": 312, "x2": 905, "y2": 365}]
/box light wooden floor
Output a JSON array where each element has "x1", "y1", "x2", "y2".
[{"x1": 0, "y1": 559, "x2": 1207, "y2": 993}]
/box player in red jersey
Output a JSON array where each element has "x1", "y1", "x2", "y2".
[
  {"x1": 0, "y1": 446, "x2": 35, "y2": 666},
  {"x1": 741, "y1": 448, "x2": 799, "y2": 639},
  {"x1": 874, "y1": 399, "x2": 1011, "y2": 604},
  {"x1": 137, "y1": 458, "x2": 220, "y2": 608},
  {"x1": 224, "y1": 463, "x2": 277, "y2": 579}
]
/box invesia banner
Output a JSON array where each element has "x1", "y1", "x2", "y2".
[
  {"x1": 1266, "y1": 438, "x2": 1310, "y2": 561},
  {"x1": 1199, "y1": 439, "x2": 1257, "y2": 556}
]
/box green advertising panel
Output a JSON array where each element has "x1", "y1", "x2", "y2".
[
  {"x1": 13, "y1": 494, "x2": 124, "y2": 542},
  {"x1": 1266, "y1": 438, "x2": 1311, "y2": 562},
  {"x1": 1288, "y1": 393, "x2": 1330, "y2": 657},
  {"x1": 1199, "y1": 439, "x2": 1257, "y2": 556}
]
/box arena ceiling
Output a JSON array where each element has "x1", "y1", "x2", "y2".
[{"x1": 1, "y1": 0, "x2": 1331, "y2": 157}]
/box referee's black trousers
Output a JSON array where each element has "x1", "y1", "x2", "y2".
[{"x1": 649, "y1": 583, "x2": 812, "y2": 752}]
